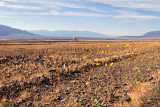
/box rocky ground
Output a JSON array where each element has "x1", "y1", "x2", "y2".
[{"x1": 0, "y1": 41, "x2": 159, "y2": 107}]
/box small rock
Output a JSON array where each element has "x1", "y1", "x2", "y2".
[
  {"x1": 124, "y1": 94, "x2": 131, "y2": 102},
  {"x1": 54, "y1": 96, "x2": 62, "y2": 101},
  {"x1": 49, "y1": 69, "x2": 56, "y2": 73},
  {"x1": 148, "y1": 77, "x2": 154, "y2": 81},
  {"x1": 123, "y1": 83, "x2": 127, "y2": 86},
  {"x1": 114, "y1": 84, "x2": 121, "y2": 89}
]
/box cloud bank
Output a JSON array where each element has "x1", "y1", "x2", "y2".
[{"x1": 0, "y1": 0, "x2": 160, "y2": 19}]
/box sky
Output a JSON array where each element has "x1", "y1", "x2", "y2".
[{"x1": 0, "y1": 0, "x2": 160, "y2": 36}]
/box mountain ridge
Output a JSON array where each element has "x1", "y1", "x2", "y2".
[
  {"x1": 119, "y1": 30, "x2": 160, "y2": 39},
  {"x1": 28, "y1": 30, "x2": 116, "y2": 38},
  {"x1": 0, "y1": 25, "x2": 33, "y2": 36},
  {"x1": 1, "y1": 24, "x2": 160, "y2": 39},
  {"x1": 0, "y1": 24, "x2": 42, "y2": 39},
  {"x1": 142, "y1": 30, "x2": 160, "y2": 37}
]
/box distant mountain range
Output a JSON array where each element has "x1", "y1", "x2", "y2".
[
  {"x1": 119, "y1": 30, "x2": 160, "y2": 39},
  {"x1": 0, "y1": 25, "x2": 33, "y2": 36},
  {"x1": 0, "y1": 24, "x2": 160, "y2": 39},
  {"x1": 0, "y1": 25, "x2": 41, "y2": 39},
  {"x1": 142, "y1": 30, "x2": 160, "y2": 37},
  {"x1": 28, "y1": 30, "x2": 114, "y2": 38},
  {"x1": 0, "y1": 24, "x2": 114, "y2": 39}
]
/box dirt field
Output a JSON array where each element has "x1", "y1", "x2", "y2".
[{"x1": 0, "y1": 41, "x2": 159, "y2": 107}]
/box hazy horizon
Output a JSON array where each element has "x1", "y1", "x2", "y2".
[{"x1": 0, "y1": 0, "x2": 160, "y2": 36}]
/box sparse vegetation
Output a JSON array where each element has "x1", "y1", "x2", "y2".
[{"x1": 0, "y1": 41, "x2": 159, "y2": 106}]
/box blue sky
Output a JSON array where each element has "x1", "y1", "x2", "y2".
[{"x1": 0, "y1": 0, "x2": 160, "y2": 36}]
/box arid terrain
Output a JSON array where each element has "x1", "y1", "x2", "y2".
[{"x1": 0, "y1": 41, "x2": 159, "y2": 107}]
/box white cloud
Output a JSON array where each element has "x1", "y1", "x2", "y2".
[
  {"x1": 6, "y1": 5, "x2": 40, "y2": 10},
  {"x1": 114, "y1": 14, "x2": 159, "y2": 20},
  {"x1": 0, "y1": 11, "x2": 107, "y2": 17},
  {"x1": 3, "y1": 0, "x2": 160, "y2": 12},
  {"x1": 1, "y1": 0, "x2": 102, "y2": 12},
  {"x1": 115, "y1": 15, "x2": 159, "y2": 19},
  {"x1": 0, "y1": 15, "x2": 19, "y2": 18},
  {"x1": 0, "y1": 1, "x2": 41, "y2": 9},
  {"x1": 1, "y1": 0, "x2": 160, "y2": 20},
  {"x1": 83, "y1": 0, "x2": 160, "y2": 12},
  {"x1": 0, "y1": 2, "x2": 5, "y2": 6},
  {"x1": 39, "y1": 0, "x2": 104, "y2": 12},
  {"x1": 59, "y1": 11, "x2": 107, "y2": 17},
  {"x1": 113, "y1": 10, "x2": 160, "y2": 19}
]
